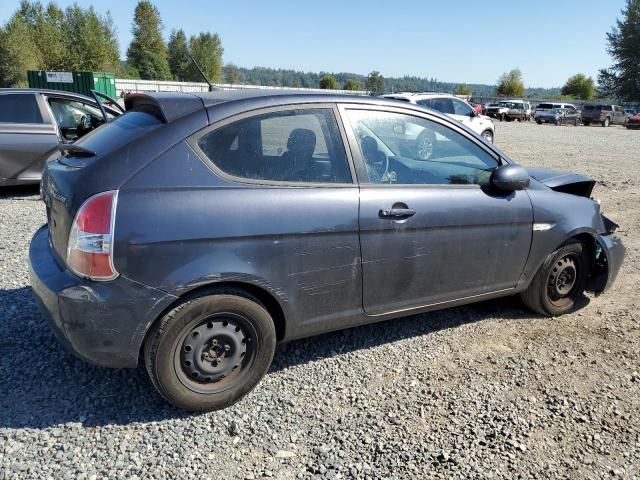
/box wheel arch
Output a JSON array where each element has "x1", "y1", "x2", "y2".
[{"x1": 140, "y1": 280, "x2": 288, "y2": 362}]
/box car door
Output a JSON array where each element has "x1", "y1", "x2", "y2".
[
  {"x1": 44, "y1": 95, "x2": 115, "y2": 143},
  {"x1": 0, "y1": 92, "x2": 59, "y2": 184},
  {"x1": 339, "y1": 104, "x2": 533, "y2": 316}
]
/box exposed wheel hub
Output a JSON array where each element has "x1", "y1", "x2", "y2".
[{"x1": 180, "y1": 319, "x2": 248, "y2": 383}]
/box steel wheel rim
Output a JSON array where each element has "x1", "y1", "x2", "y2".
[
  {"x1": 417, "y1": 135, "x2": 433, "y2": 160},
  {"x1": 174, "y1": 312, "x2": 257, "y2": 394},
  {"x1": 547, "y1": 254, "x2": 579, "y2": 304}
]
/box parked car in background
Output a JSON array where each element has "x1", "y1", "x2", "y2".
[
  {"x1": 0, "y1": 89, "x2": 122, "y2": 187},
  {"x1": 534, "y1": 102, "x2": 577, "y2": 124},
  {"x1": 470, "y1": 102, "x2": 483, "y2": 115},
  {"x1": 623, "y1": 108, "x2": 636, "y2": 117},
  {"x1": 486, "y1": 100, "x2": 530, "y2": 121},
  {"x1": 554, "y1": 107, "x2": 582, "y2": 126},
  {"x1": 381, "y1": 92, "x2": 495, "y2": 143},
  {"x1": 30, "y1": 90, "x2": 624, "y2": 411},
  {"x1": 581, "y1": 104, "x2": 627, "y2": 127},
  {"x1": 625, "y1": 113, "x2": 640, "y2": 129}
]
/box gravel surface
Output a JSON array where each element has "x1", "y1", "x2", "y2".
[{"x1": 1, "y1": 121, "x2": 639, "y2": 479}]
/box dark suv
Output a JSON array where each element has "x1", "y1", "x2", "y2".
[
  {"x1": 581, "y1": 104, "x2": 627, "y2": 127},
  {"x1": 30, "y1": 91, "x2": 624, "y2": 411},
  {"x1": 0, "y1": 89, "x2": 122, "y2": 187}
]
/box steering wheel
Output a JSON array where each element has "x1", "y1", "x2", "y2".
[{"x1": 77, "y1": 114, "x2": 92, "y2": 135}]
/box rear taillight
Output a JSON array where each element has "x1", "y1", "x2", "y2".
[{"x1": 67, "y1": 190, "x2": 118, "y2": 281}]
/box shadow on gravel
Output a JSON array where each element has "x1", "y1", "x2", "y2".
[
  {"x1": 0, "y1": 283, "x2": 535, "y2": 430},
  {"x1": 0, "y1": 185, "x2": 40, "y2": 199}
]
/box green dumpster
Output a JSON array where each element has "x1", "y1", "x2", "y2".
[{"x1": 27, "y1": 71, "x2": 116, "y2": 99}]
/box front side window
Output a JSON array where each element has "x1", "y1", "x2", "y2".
[
  {"x1": 0, "y1": 94, "x2": 42, "y2": 124},
  {"x1": 345, "y1": 109, "x2": 499, "y2": 186},
  {"x1": 197, "y1": 108, "x2": 351, "y2": 184},
  {"x1": 452, "y1": 98, "x2": 474, "y2": 116},
  {"x1": 48, "y1": 98, "x2": 112, "y2": 142}
]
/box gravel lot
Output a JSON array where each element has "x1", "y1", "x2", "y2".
[{"x1": 1, "y1": 121, "x2": 639, "y2": 479}]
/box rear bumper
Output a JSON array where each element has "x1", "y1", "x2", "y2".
[{"x1": 29, "y1": 225, "x2": 177, "y2": 368}]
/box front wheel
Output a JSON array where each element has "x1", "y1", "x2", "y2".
[
  {"x1": 481, "y1": 129, "x2": 494, "y2": 143},
  {"x1": 144, "y1": 291, "x2": 276, "y2": 411},
  {"x1": 521, "y1": 241, "x2": 590, "y2": 316}
]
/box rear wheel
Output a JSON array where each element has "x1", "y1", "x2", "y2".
[
  {"x1": 144, "y1": 290, "x2": 276, "y2": 411},
  {"x1": 536, "y1": 119, "x2": 542, "y2": 125},
  {"x1": 602, "y1": 117, "x2": 610, "y2": 127},
  {"x1": 583, "y1": 121, "x2": 590, "y2": 126},
  {"x1": 574, "y1": 117, "x2": 580, "y2": 126},
  {"x1": 521, "y1": 241, "x2": 590, "y2": 316}
]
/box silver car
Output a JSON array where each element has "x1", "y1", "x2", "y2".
[{"x1": 0, "y1": 89, "x2": 122, "y2": 187}]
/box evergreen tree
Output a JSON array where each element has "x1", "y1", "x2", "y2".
[
  {"x1": 598, "y1": 0, "x2": 640, "y2": 100},
  {"x1": 168, "y1": 29, "x2": 190, "y2": 81},
  {"x1": 187, "y1": 32, "x2": 223, "y2": 83},
  {"x1": 366, "y1": 71, "x2": 385, "y2": 95},
  {"x1": 454, "y1": 84, "x2": 472, "y2": 96},
  {"x1": 127, "y1": 0, "x2": 171, "y2": 80}
]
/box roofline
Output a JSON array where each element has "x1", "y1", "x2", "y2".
[{"x1": 0, "y1": 88, "x2": 96, "y2": 100}]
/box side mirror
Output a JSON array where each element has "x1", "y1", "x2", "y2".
[
  {"x1": 490, "y1": 164, "x2": 530, "y2": 191},
  {"x1": 469, "y1": 110, "x2": 478, "y2": 118}
]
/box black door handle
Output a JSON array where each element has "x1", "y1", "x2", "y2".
[{"x1": 379, "y1": 208, "x2": 416, "y2": 219}]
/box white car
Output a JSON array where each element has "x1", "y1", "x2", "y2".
[{"x1": 381, "y1": 92, "x2": 496, "y2": 143}]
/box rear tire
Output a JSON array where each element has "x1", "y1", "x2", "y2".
[
  {"x1": 536, "y1": 119, "x2": 542, "y2": 125},
  {"x1": 574, "y1": 117, "x2": 580, "y2": 126},
  {"x1": 583, "y1": 121, "x2": 590, "y2": 126},
  {"x1": 521, "y1": 241, "x2": 590, "y2": 317},
  {"x1": 144, "y1": 290, "x2": 276, "y2": 411},
  {"x1": 602, "y1": 117, "x2": 610, "y2": 127}
]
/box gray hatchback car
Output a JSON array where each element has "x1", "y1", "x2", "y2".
[{"x1": 30, "y1": 90, "x2": 625, "y2": 411}]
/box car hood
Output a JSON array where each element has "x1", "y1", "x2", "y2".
[{"x1": 528, "y1": 168, "x2": 596, "y2": 197}]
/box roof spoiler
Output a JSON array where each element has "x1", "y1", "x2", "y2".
[{"x1": 124, "y1": 92, "x2": 205, "y2": 123}]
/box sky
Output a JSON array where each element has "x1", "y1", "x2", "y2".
[{"x1": 0, "y1": 0, "x2": 627, "y2": 88}]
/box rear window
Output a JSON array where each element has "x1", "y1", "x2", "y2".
[
  {"x1": 0, "y1": 94, "x2": 43, "y2": 124},
  {"x1": 74, "y1": 111, "x2": 162, "y2": 153}
]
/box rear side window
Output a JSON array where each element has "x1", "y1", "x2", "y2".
[
  {"x1": 74, "y1": 111, "x2": 162, "y2": 153},
  {"x1": 537, "y1": 103, "x2": 554, "y2": 109},
  {"x1": 197, "y1": 108, "x2": 351, "y2": 184},
  {"x1": 0, "y1": 94, "x2": 42, "y2": 123},
  {"x1": 430, "y1": 98, "x2": 455, "y2": 115}
]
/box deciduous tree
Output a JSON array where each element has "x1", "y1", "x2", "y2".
[
  {"x1": 561, "y1": 74, "x2": 595, "y2": 100},
  {"x1": 319, "y1": 74, "x2": 337, "y2": 89},
  {"x1": 127, "y1": 0, "x2": 171, "y2": 80},
  {"x1": 342, "y1": 79, "x2": 361, "y2": 91},
  {"x1": 187, "y1": 32, "x2": 223, "y2": 83},
  {"x1": 496, "y1": 69, "x2": 525, "y2": 97},
  {"x1": 168, "y1": 29, "x2": 190, "y2": 81}
]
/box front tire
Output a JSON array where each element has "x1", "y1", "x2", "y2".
[
  {"x1": 481, "y1": 129, "x2": 494, "y2": 143},
  {"x1": 144, "y1": 291, "x2": 276, "y2": 411},
  {"x1": 521, "y1": 241, "x2": 590, "y2": 317}
]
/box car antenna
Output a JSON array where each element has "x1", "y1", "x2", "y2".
[{"x1": 189, "y1": 54, "x2": 218, "y2": 92}]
